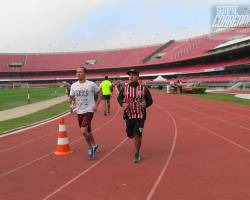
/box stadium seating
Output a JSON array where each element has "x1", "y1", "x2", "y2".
[
  {"x1": 0, "y1": 54, "x2": 26, "y2": 72},
  {"x1": 0, "y1": 26, "x2": 250, "y2": 82},
  {"x1": 24, "y1": 52, "x2": 101, "y2": 71},
  {"x1": 146, "y1": 28, "x2": 250, "y2": 65}
]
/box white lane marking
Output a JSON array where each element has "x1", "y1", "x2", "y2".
[
  {"x1": 42, "y1": 138, "x2": 128, "y2": 200},
  {"x1": 177, "y1": 114, "x2": 250, "y2": 153},
  {"x1": 0, "y1": 104, "x2": 120, "y2": 178},
  {"x1": 0, "y1": 152, "x2": 53, "y2": 178},
  {"x1": 0, "y1": 102, "x2": 121, "y2": 152},
  {"x1": 161, "y1": 98, "x2": 250, "y2": 152},
  {"x1": 169, "y1": 101, "x2": 250, "y2": 132},
  {"x1": 193, "y1": 103, "x2": 250, "y2": 121},
  {"x1": 145, "y1": 103, "x2": 178, "y2": 200},
  {"x1": 0, "y1": 112, "x2": 69, "y2": 138},
  {"x1": 157, "y1": 94, "x2": 250, "y2": 153},
  {"x1": 0, "y1": 132, "x2": 55, "y2": 153}
]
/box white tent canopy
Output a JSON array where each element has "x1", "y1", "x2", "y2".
[{"x1": 153, "y1": 75, "x2": 167, "y2": 82}]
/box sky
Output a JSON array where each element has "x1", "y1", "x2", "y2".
[{"x1": 0, "y1": 0, "x2": 249, "y2": 53}]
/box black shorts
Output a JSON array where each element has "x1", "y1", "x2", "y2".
[
  {"x1": 77, "y1": 112, "x2": 94, "y2": 132},
  {"x1": 102, "y1": 95, "x2": 111, "y2": 100},
  {"x1": 125, "y1": 119, "x2": 145, "y2": 138}
]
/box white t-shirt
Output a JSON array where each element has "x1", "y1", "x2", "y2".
[{"x1": 70, "y1": 80, "x2": 100, "y2": 114}]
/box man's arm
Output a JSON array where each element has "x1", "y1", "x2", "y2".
[
  {"x1": 117, "y1": 87, "x2": 129, "y2": 111},
  {"x1": 68, "y1": 95, "x2": 75, "y2": 113},
  {"x1": 93, "y1": 90, "x2": 103, "y2": 112},
  {"x1": 110, "y1": 81, "x2": 113, "y2": 93},
  {"x1": 96, "y1": 90, "x2": 103, "y2": 106},
  {"x1": 68, "y1": 95, "x2": 74, "y2": 104},
  {"x1": 117, "y1": 87, "x2": 125, "y2": 107},
  {"x1": 144, "y1": 87, "x2": 153, "y2": 108},
  {"x1": 68, "y1": 84, "x2": 76, "y2": 113}
]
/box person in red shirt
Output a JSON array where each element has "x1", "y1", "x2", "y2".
[{"x1": 117, "y1": 69, "x2": 153, "y2": 163}]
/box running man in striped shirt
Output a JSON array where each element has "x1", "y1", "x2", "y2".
[{"x1": 117, "y1": 69, "x2": 153, "y2": 163}]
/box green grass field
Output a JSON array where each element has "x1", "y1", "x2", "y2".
[
  {"x1": 0, "y1": 87, "x2": 68, "y2": 134},
  {"x1": 190, "y1": 93, "x2": 250, "y2": 106},
  {"x1": 0, "y1": 101, "x2": 69, "y2": 134},
  {"x1": 0, "y1": 87, "x2": 66, "y2": 111}
]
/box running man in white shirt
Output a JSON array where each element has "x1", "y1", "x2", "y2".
[{"x1": 69, "y1": 67, "x2": 102, "y2": 160}]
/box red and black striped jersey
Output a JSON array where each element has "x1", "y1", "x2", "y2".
[{"x1": 117, "y1": 82, "x2": 153, "y2": 120}]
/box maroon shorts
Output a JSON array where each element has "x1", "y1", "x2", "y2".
[{"x1": 77, "y1": 112, "x2": 94, "y2": 132}]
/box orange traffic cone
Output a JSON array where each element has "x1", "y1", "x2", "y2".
[{"x1": 54, "y1": 117, "x2": 73, "y2": 155}]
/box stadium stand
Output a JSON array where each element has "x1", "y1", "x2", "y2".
[
  {"x1": 24, "y1": 52, "x2": 101, "y2": 71},
  {"x1": 0, "y1": 26, "x2": 250, "y2": 89},
  {"x1": 0, "y1": 54, "x2": 26, "y2": 72}
]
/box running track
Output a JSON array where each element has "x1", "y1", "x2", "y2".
[{"x1": 0, "y1": 90, "x2": 250, "y2": 200}]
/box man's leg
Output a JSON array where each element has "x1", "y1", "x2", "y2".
[
  {"x1": 133, "y1": 120, "x2": 144, "y2": 163},
  {"x1": 103, "y1": 99, "x2": 107, "y2": 115},
  {"x1": 107, "y1": 99, "x2": 110, "y2": 113},
  {"x1": 89, "y1": 132, "x2": 96, "y2": 146},
  {"x1": 87, "y1": 122, "x2": 99, "y2": 155},
  {"x1": 81, "y1": 127, "x2": 95, "y2": 160},
  {"x1": 78, "y1": 113, "x2": 96, "y2": 159},
  {"x1": 89, "y1": 132, "x2": 99, "y2": 155},
  {"x1": 133, "y1": 135, "x2": 142, "y2": 163},
  {"x1": 134, "y1": 134, "x2": 142, "y2": 162},
  {"x1": 134, "y1": 135, "x2": 142, "y2": 154},
  {"x1": 80, "y1": 127, "x2": 92, "y2": 148}
]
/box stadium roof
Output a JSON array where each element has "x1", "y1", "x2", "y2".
[{"x1": 213, "y1": 35, "x2": 250, "y2": 49}]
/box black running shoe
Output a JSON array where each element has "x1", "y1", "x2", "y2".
[{"x1": 133, "y1": 153, "x2": 141, "y2": 163}]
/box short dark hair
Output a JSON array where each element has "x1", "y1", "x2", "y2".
[
  {"x1": 105, "y1": 75, "x2": 108, "y2": 79},
  {"x1": 78, "y1": 67, "x2": 87, "y2": 73}
]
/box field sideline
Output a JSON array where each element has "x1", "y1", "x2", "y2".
[
  {"x1": 0, "y1": 87, "x2": 66, "y2": 111},
  {"x1": 0, "y1": 88, "x2": 249, "y2": 134}
]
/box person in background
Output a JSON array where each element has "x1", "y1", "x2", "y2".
[
  {"x1": 169, "y1": 78, "x2": 177, "y2": 94},
  {"x1": 69, "y1": 67, "x2": 102, "y2": 160},
  {"x1": 65, "y1": 81, "x2": 72, "y2": 97},
  {"x1": 114, "y1": 80, "x2": 123, "y2": 94},
  {"x1": 93, "y1": 80, "x2": 99, "y2": 102},
  {"x1": 117, "y1": 69, "x2": 153, "y2": 163},
  {"x1": 99, "y1": 76, "x2": 113, "y2": 115},
  {"x1": 178, "y1": 79, "x2": 183, "y2": 94}
]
